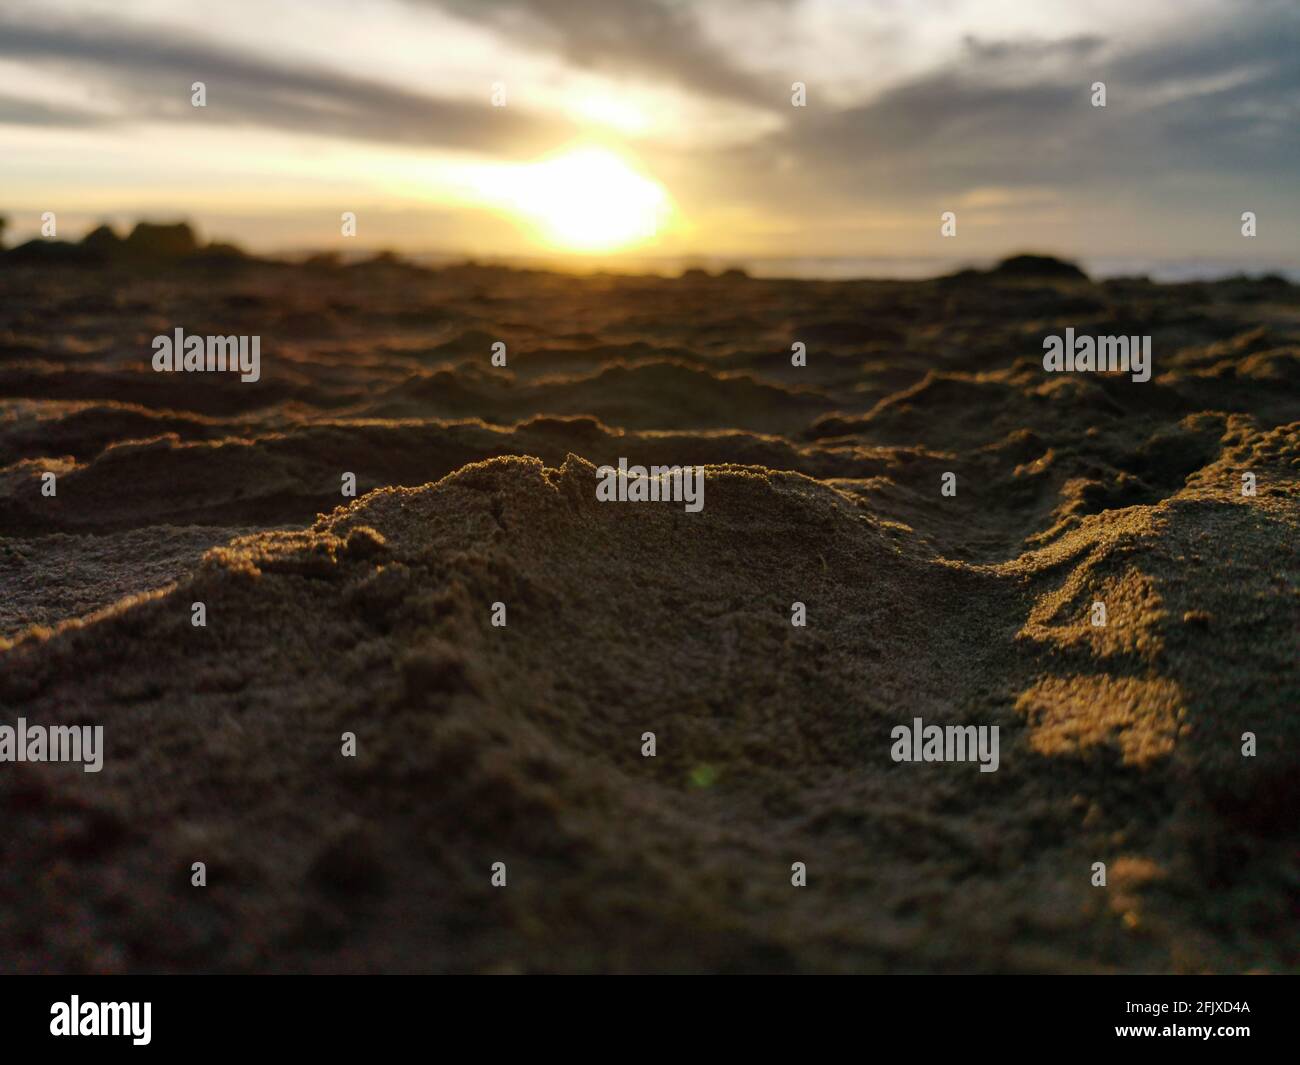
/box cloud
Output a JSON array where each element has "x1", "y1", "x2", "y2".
[
  {"x1": 958, "y1": 32, "x2": 1106, "y2": 68},
  {"x1": 0, "y1": 12, "x2": 576, "y2": 155},
  {"x1": 0, "y1": 92, "x2": 110, "y2": 127},
  {"x1": 713, "y1": 4, "x2": 1299, "y2": 212},
  {"x1": 419, "y1": 0, "x2": 783, "y2": 108}
]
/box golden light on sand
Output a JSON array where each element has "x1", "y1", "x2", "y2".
[{"x1": 501, "y1": 146, "x2": 672, "y2": 252}]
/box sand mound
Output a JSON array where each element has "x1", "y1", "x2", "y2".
[{"x1": 2, "y1": 443, "x2": 1296, "y2": 973}]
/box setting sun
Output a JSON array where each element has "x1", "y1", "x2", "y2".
[{"x1": 499, "y1": 146, "x2": 672, "y2": 252}]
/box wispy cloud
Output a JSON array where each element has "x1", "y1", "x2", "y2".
[
  {"x1": 712, "y1": 4, "x2": 1298, "y2": 214},
  {"x1": 419, "y1": 0, "x2": 787, "y2": 108},
  {"x1": 0, "y1": 12, "x2": 575, "y2": 154}
]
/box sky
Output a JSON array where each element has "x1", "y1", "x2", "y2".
[{"x1": 1, "y1": 0, "x2": 1296, "y2": 263}]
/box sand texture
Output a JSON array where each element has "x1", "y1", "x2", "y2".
[{"x1": 0, "y1": 257, "x2": 1297, "y2": 973}]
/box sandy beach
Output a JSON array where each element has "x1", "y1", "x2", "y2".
[{"x1": 0, "y1": 247, "x2": 1295, "y2": 972}]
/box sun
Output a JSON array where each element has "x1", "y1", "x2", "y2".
[{"x1": 505, "y1": 146, "x2": 672, "y2": 252}]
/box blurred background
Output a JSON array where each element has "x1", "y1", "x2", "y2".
[{"x1": 0, "y1": 0, "x2": 1296, "y2": 277}]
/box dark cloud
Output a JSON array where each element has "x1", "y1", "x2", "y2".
[
  {"x1": 0, "y1": 92, "x2": 110, "y2": 127},
  {"x1": 0, "y1": 13, "x2": 576, "y2": 155},
  {"x1": 716, "y1": 5, "x2": 1300, "y2": 209},
  {"x1": 959, "y1": 34, "x2": 1105, "y2": 64},
  {"x1": 421, "y1": 0, "x2": 782, "y2": 108}
]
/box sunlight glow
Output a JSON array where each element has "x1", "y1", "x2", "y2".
[
  {"x1": 565, "y1": 94, "x2": 653, "y2": 135},
  {"x1": 493, "y1": 146, "x2": 672, "y2": 252}
]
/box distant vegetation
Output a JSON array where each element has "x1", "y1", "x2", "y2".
[
  {"x1": 0, "y1": 220, "x2": 248, "y2": 266},
  {"x1": 989, "y1": 254, "x2": 1089, "y2": 281}
]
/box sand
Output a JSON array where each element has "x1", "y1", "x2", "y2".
[{"x1": 0, "y1": 254, "x2": 1296, "y2": 972}]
